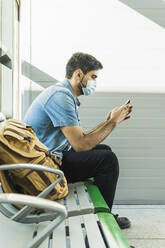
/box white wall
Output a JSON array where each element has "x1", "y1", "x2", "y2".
[
  {"x1": 0, "y1": 0, "x2": 13, "y2": 118},
  {"x1": 31, "y1": 0, "x2": 165, "y2": 93},
  {"x1": 20, "y1": 0, "x2": 44, "y2": 118}
]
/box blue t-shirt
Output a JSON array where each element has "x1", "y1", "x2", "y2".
[{"x1": 23, "y1": 80, "x2": 80, "y2": 158}]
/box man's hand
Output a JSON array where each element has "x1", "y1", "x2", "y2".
[
  {"x1": 110, "y1": 103, "x2": 133, "y2": 124},
  {"x1": 106, "y1": 112, "x2": 111, "y2": 120}
]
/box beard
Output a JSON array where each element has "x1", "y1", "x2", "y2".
[
  {"x1": 78, "y1": 82, "x2": 84, "y2": 95},
  {"x1": 78, "y1": 76, "x2": 85, "y2": 95}
]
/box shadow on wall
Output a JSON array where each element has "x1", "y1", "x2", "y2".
[
  {"x1": 22, "y1": 90, "x2": 42, "y2": 118},
  {"x1": 119, "y1": 0, "x2": 165, "y2": 29}
]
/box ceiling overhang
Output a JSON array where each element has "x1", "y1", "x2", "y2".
[{"x1": 119, "y1": 0, "x2": 165, "y2": 29}]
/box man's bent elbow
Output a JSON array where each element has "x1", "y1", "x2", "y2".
[{"x1": 73, "y1": 142, "x2": 91, "y2": 152}]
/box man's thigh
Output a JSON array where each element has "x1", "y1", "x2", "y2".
[
  {"x1": 91, "y1": 144, "x2": 112, "y2": 151},
  {"x1": 61, "y1": 144, "x2": 113, "y2": 183}
]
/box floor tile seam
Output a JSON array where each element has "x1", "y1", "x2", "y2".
[
  {"x1": 126, "y1": 238, "x2": 165, "y2": 240},
  {"x1": 113, "y1": 207, "x2": 165, "y2": 209}
]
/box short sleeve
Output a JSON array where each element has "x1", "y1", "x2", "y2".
[{"x1": 44, "y1": 90, "x2": 79, "y2": 127}]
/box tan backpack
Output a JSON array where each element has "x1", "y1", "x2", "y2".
[{"x1": 0, "y1": 119, "x2": 68, "y2": 204}]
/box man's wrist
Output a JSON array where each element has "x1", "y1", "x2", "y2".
[{"x1": 108, "y1": 118, "x2": 117, "y2": 126}]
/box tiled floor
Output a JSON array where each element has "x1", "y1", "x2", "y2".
[{"x1": 113, "y1": 205, "x2": 165, "y2": 248}]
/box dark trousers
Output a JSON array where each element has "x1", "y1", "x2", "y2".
[{"x1": 61, "y1": 144, "x2": 119, "y2": 211}]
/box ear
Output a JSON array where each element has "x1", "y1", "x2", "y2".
[{"x1": 75, "y1": 69, "x2": 82, "y2": 78}]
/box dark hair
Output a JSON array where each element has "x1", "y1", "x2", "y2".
[{"x1": 65, "y1": 52, "x2": 103, "y2": 79}]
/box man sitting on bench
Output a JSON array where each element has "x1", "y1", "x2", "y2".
[{"x1": 24, "y1": 52, "x2": 133, "y2": 229}]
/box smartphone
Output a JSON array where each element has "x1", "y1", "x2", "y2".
[{"x1": 125, "y1": 99, "x2": 130, "y2": 105}]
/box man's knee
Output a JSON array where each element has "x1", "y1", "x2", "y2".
[
  {"x1": 100, "y1": 144, "x2": 112, "y2": 151},
  {"x1": 103, "y1": 150, "x2": 119, "y2": 175}
]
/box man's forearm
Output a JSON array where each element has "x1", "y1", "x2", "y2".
[
  {"x1": 84, "y1": 112, "x2": 111, "y2": 135},
  {"x1": 83, "y1": 120, "x2": 108, "y2": 135},
  {"x1": 82, "y1": 119, "x2": 117, "y2": 150}
]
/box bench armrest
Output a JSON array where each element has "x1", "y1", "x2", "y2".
[
  {"x1": 0, "y1": 193, "x2": 67, "y2": 217},
  {"x1": 0, "y1": 193, "x2": 67, "y2": 248},
  {"x1": 0, "y1": 164, "x2": 65, "y2": 221}
]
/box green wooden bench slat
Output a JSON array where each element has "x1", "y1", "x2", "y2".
[
  {"x1": 97, "y1": 212, "x2": 130, "y2": 248},
  {"x1": 85, "y1": 179, "x2": 110, "y2": 213},
  {"x1": 85, "y1": 180, "x2": 131, "y2": 247}
]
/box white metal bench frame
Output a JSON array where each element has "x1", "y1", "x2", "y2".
[{"x1": 0, "y1": 164, "x2": 131, "y2": 248}]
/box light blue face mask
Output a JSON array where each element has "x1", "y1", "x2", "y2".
[{"x1": 82, "y1": 80, "x2": 97, "y2": 96}]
